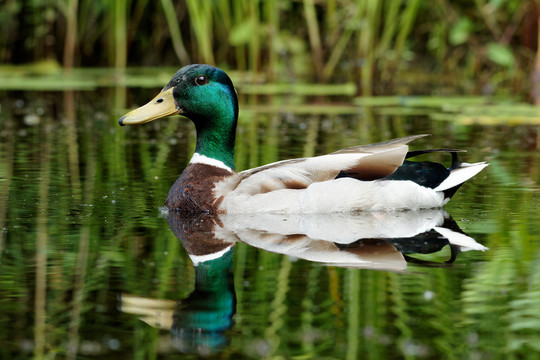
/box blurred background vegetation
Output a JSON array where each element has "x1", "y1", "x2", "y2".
[
  {"x1": 2, "y1": 1, "x2": 540, "y2": 358},
  {"x1": 2, "y1": 0, "x2": 539, "y2": 99}
]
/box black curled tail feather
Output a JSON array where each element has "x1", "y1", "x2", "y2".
[
  {"x1": 385, "y1": 150, "x2": 465, "y2": 199},
  {"x1": 405, "y1": 148, "x2": 465, "y2": 168}
]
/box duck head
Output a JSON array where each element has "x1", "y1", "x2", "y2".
[{"x1": 119, "y1": 64, "x2": 239, "y2": 169}]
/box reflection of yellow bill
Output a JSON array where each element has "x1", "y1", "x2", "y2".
[{"x1": 119, "y1": 87, "x2": 181, "y2": 126}]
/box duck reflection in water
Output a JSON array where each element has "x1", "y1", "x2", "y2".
[
  {"x1": 166, "y1": 212, "x2": 236, "y2": 354},
  {"x1": 120, "y1": 210, "x2": 487, "y2": 355}
]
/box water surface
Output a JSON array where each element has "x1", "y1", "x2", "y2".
[{"x1": 0, "y1": 85, "x2": 539, "y2": 359}]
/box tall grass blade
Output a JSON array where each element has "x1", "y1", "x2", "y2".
[
  {"x1": 394, "y1": 0, "x2": 421, "y2": 57},
  {"x1": 62, "y1": 0, "x2": 79, "y2": 69},
  {"x1": 186, "y1": 0, "x2": 215, "y2": 64},
  {"x1": 114, "y1": 0, "x2": 128, "y2": 69},
  {"x1": 160, "y1": 0, "x2": 190, "y2": 65},
  {"x1": 323, "y1": 4, "x2": 361, "y2": 81},
  {"x1": 303, "y1": 0, "x2": 324, "y2": 80}
]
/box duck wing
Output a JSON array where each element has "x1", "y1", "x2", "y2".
[{"x1": 234, "y1": 134, "x2": 428, "y2": 195}]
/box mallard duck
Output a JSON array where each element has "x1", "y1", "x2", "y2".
[{"x1": 119, "y1": 64, "x2": 488, "y2": 214}]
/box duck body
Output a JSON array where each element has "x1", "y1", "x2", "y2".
[{"x1": 119, "y1": 64, "x2": 487, "y2": 214}]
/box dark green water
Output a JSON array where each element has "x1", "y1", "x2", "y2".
[{"x1": 0, "y1": 87, "x2": 539, "y2": 359}]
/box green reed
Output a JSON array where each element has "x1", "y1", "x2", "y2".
[
  {"x1": 186, "y1": 0, "x2": 214, "y2": 64},
  {"x1": 61, "y1": 0, "x2": 78, "y2": 70},
  {"x1": 0, "y1": 0, "x2": 532, "y2": 96},
  {"x1": 114, "y1": 0, "x2": 128, "y2": 69},
  {"x1": 160, "y1": 0, "x2": 190, "y2": 65}
]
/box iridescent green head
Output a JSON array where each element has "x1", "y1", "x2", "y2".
[{"x1": 119, "y1": 64, "x2": 239, "y2": 169}]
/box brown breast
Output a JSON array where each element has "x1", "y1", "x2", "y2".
[{"x1": 164, "y1": 163, "x2": 234, "y2": 214}]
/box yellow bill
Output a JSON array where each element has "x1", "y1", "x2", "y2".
[{"x1": 119, "y1": 87, "x2": 181, "y2": 126}]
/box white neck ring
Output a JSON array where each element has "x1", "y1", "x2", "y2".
[{"x1": 189, "y1": 153, "x2": 233, "y2": 172}]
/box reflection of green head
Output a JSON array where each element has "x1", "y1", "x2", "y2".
[{"x1": 171, "y1": 247, "x2": 235, "y2": 354}]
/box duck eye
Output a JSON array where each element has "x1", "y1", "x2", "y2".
[
  {"x1": 156, "y1": 98, "x2": 163, "y2": 103},
  {"x1": 195, "y1": 76, "x2": 208, "y2": 85}
]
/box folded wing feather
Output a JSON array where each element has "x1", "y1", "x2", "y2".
[{"x1": 233, "y1": 135, "x2": 427, "y2": 195}]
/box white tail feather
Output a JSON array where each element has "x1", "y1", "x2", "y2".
[
  {"x1": 434, "y1": 162, "x2": 489, "y2": 192},
  {"x1": 434, "y1": 227, "x2": 488, "y2": 251}
]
